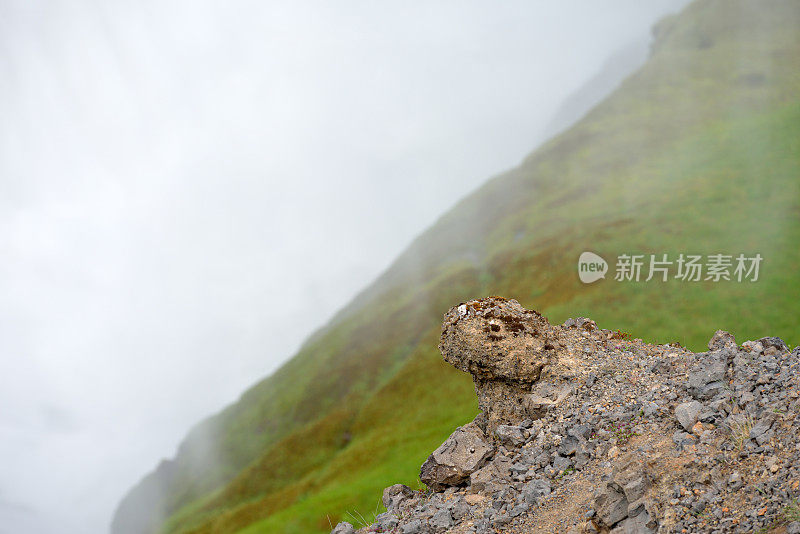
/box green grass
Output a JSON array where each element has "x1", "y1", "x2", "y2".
[
  {"x1": 112, "y1": 2, "x2": 800, "y2": 533},
  {"x1": 785, "y1": 500, "x2": 800, "y2": 522}
]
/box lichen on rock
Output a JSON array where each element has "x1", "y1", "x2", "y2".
[{"x1": 439, "y1": 297, "x2": 571, "y2": 435}]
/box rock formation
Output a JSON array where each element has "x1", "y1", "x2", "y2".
[
  {"x1": 438, "y1": 297, "x2": 571, "y2": 435},
  {"x1": 331, "y1": 297, "x2": 800, "y2": 534}
]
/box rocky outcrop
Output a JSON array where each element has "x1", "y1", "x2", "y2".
[
  {"x1": 332, "y1": 297, "x2": 800, "y2": 534},
  {"x1": 438, "y1": 298, "x2": 570, "y2": 435}
]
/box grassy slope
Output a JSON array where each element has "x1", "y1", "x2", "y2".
[{"x1": 112, "y1": 1, "x2": 800, "y2": 533}]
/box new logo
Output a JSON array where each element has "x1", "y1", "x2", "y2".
[{"x1": 578, "y1": 251, "x2": 608, "y2": 284}]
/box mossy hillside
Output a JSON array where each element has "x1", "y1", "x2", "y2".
[
  {"x1": 110, "y1": 2, "x2": 800, "y2": 533},
  {"x1": 228, "y1": 102, "x2": 800, "y2": 534}
]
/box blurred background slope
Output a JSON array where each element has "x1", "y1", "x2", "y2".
[
  {"x1": 111, "y1": 1, "x2": 800, "y2": 533},
  {"x1": 1, "y1": 2, "x2": 687, "y2": 532}
]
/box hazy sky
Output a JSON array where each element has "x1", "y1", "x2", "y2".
[{"x1": 0, "y1": 1, "x2": 690, "y2": 532}]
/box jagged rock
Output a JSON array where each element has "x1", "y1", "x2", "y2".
[
  {"x1": 374, "y1": 512, "x2": 399, "y2": 531},
  {"x1": 621, "y1": 477, "x2": 648, "y2": 504},
  {"x1": 439, "y1": 298, "x2": 565, "y2": 433},
  {"x1": 558, "y1": 432, "x2": 585, "y2": 457},
  {"x1": 591, "y1": 454, "x2": 656, "y2": 531},
  {"x1": 759, "y1": 336, "x2": 788, "y2": 355},
  {"x1": 708, "y1": 330, "x2": 737, "y2": 351},
  {"x1": 331, "y1": 521, "x2": 355, "y2": 534},
  {"x1": 675, "y1": 401, "x2": 702, "y2": 432},
  {"x1": 552, "y1": 454, "x2": 572, "y2": 474},
  {"x1": 749, "y1": 415, "x2": 775, "y2": 446},
  {"x1": 447, "y1": 496, "x2": 470, "y2": 520},
  {"x1": 524, "y1": 382, "x2": 573, "y2": 418},
  {"x1": 612, "y1": 455, "x2": 650, "y2": 503},
  {"x1": 383, "y1": 483, "x2": 415, "y2": 513},
  {"x1": 494, "y1": 425, "x2": 526, "y2": 447},
  {"x1": 727, "y1": 471, "x2": 743, "y2": 491},
  {"x1": 594, "y1": 485, "x2": 628, "y2": 528},
  {"x1": 743, "y1": 340, "x2": 764, "y2": 354},
  {"x1": 612, "y1": 512, "x2": 656, "y2": 534},
  {"x1": 419, "y1": 421, "x2": 493, "y2": 490},
  {"x1": 430, "y1": 508, "x2": 453, "y2": 530},
  {"x1": 521, "y1": 478, "x2": 551, "y2": 505},
  {"x1": 469, "y1": 455, "x2": 512, "y2": 494},
  {"x1": 687, "y1": 351, "x2": 729, "y2": 400}
]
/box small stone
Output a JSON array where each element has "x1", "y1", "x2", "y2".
[
  {"x1": 623, "y1": 477, "x2": 649, "y2": 503},
  {"x1": 743, "y1": 340, "x2": 764, "y2": 353},
  {"x1": 430, "y1": 508, "x2": 453, "y2": 530},
  {"x1": 522, "y1": 478, "x2": 551, "y2": 505},
  {"x1": 492, "y1": 512, "x2": 511, "y2": 527},
  {"x1": 687, "y1": 354, "x2": 728, "y2": 400},
  {"x1": 495, "y1": 425, "x2": 527, "y2": 447},
  {"x1": 374, "y1": 512, "x2": 399, "y2": 531},
  {"x1": 708, "y1": 330, "x2": 736, "y2": 351},
  {"x1": 465, "y1": 493, "x2": 485, "y2": 505},
  {"x1": 331, "y1": 522, "x2": 355, "y2": 534},
  {"x1": 749, "y1": 417, "x2": 774, "y2": 446},
  {"x1": 759, "y1": 336, "x2": 788, "y2": 354},
  {"x1": 552, "y1": 454, "x2": 573, "y2": 473},
  {"x1": 675, "y1": 401, "x2": 703, "y2": 432},
  {"x1": 617, "y1": 513, "x2": 656, "y2": 533},
  {"x1": 728, "y1": 472, "x2": 743, "y2": 491},
  {"x1": 402, "y1": 519, "x2": 422, "y2": 534},
  {"x1": 508, "y1": 503, "x2": 528, "y2": 517},
  {"x1": 594, "y1": 486, "x2": 628, "y2": 528},
  {"x1": 766, "y1": 457, "x2": 780, "y2": 473},
  {"x1": 382, "y1": 484, "x2": 415, "y2": 512}
]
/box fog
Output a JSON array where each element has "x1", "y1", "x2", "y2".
[{"x1": 0, "y1": 1, "x2": 690, "y2": 532}]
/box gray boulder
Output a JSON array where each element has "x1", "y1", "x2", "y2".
[{"x1": 420, "y1": 421, "x2": 493, "y2": 491}]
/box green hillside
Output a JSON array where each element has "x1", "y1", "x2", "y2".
[{"x1": 112, "y1": 1, "x2": 800, "y2": 533}]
